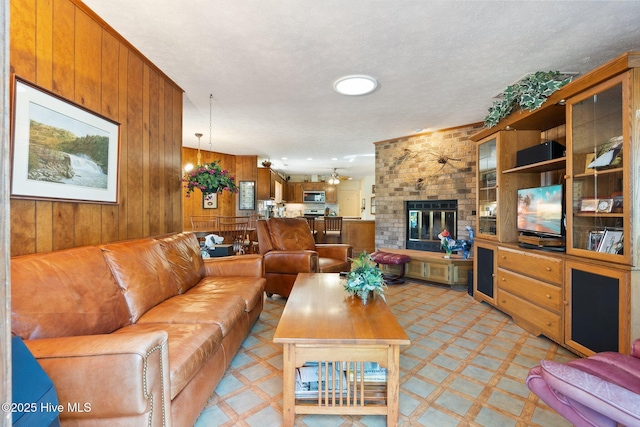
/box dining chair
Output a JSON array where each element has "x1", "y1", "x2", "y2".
[
  {"x1": 189, "y1": 215, "x2": 219, "y2": 243},
  {"x1": 218, "y1": 219, "x2": 249, "y2": 254},
  {"x1": 322, "y1": 216, "x2": 343, "y2": 243}
]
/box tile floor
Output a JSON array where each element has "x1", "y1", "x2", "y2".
[{"x1": 195, "y1": 280, "x2": 577, "y2": 426}]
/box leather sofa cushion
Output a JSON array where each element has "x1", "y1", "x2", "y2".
[
  {"x1": 101, "y1": 239, "x2": 179, "y2": 323},
  {"x1": 137, "y1": 293, "x2": 246, "y2": 337},
  {"x1": 188, "y1": 277, "x2": 265, "y2": 312},
  {"x1": 115, "y1": 323, "x2": 222, "y2": 400},
  {"x1": 268, "y1": 218, "x2": 316, "y2": 251},
  {"x1": 156, "y1": 232, "x2": 205, "y2": 293},
  {"x1": 318, "y1": 257, "x2": 350, "y2": 273},
  {"x1": 11, "y1": 246, "x2": 131, "y2": 339}
]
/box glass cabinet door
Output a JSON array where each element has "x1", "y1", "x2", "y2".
[
  {"x1": 477, "y1": 137, "x2": 498, "y2": 238},
  {"x1": 567, "y1": 73, "x2": 628, "y2": 263}
]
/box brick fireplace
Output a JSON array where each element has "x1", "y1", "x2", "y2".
[{"x1": 373, "y1": 123, "x2": 483, "y2": 250}]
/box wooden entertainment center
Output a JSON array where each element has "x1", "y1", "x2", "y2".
[{"x1": 471, "y1": 52, "x2": 640, "y2": 357}]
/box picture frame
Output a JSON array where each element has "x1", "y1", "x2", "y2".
[
  {"x1": 371, "y1": 197, "x2": 376, "y2": 215},
  {"x1": 239, "y1": 181, "x2": 255, "y2": 210},
  {"x1": 11, "y1": 76, "x2": 120, "y2": 203},
  {"x1": 203, "y1": 193, "x2": 218, "y2": 209},
  {"x1": 579, "y1": 198, "x2": 597, "y2": 212},
  {"x1": 587, "y1": 230, "x2": 604, "y2": 251},
  {"x1": 598, "y1": 229, "x2": 623, "y2": 254}
]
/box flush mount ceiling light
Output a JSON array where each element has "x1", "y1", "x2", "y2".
[{"x1": 333, "y1": 75, "x2": 378, "y2": 96}]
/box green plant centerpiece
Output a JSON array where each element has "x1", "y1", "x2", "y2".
[
  {"x1": 182, "y1": 160, "x2": 238, "y2": 197},
  {"x1": 343, "y1": 252, "x2": 386, "y2": 303},
  {"x1": 484, "y1": 71, "x2": 573, "y2": 128}
]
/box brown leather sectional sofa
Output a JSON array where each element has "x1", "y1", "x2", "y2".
[{"x1": 11, "y1": 231, "x2": 266, "y2": 427}]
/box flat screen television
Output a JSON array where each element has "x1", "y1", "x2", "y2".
[{"x1": 517, "y1": 184, "x2": 564, "y2": 237}]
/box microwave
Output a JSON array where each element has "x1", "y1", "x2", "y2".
[{"x1": 303, "y1": 190, "x2": 325, "y2": 203}]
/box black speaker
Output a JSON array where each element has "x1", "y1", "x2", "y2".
[{"x1": 516, "y1": 141, "x2": 565, "y2": 167}]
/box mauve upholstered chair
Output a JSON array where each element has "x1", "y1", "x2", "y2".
[{"x1": 526, "y1": 338, "x2": 640, "y2": 427}]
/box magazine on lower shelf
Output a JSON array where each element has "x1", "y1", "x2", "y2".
[
  {"x1": 346, "y1": 362, "x2": 387, "y2": 383},
  {"x1": 295, "y1": 363, "x2": 346, "y2": 397}
]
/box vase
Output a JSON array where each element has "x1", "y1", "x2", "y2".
[
  {"x1": 359, "y1": 290, "x2": 374, "y2": 304},
  {"x1": 444, "y1": 253, "x2": 451, "y2": 259}
]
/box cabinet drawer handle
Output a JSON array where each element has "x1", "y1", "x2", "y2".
[
  {"x1": 546, "y1": 294, "x2": 551, "y2": 299},
  {"x1": 501, "y1": 277, "x2": 506, "y2": 281},
  {"x1": 492, "y1": 274, "x2": 495, "y2": 278},
  {"x1": 502, "y1": 255, "x2": 506, "y2": 259},
  {"x1": 546, "y1": 322, "x2": 552, "y2": 327},
  {"x1": 546, "y1": 267, "x2": 551, "y2": 271},
  {"x1": 501, "y1": 299, "x2": 506, "y2": 304}
]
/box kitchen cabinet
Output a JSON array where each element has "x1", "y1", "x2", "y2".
[
  {"x1": 325, "y1": 184, "x2": 337, "y2": 203},
  {"x1": 287, "y1": 182, "x2": 303, "y2": 203},
  {"x1": 257, "y1": 167, "x2": 285, "y2": 202}
]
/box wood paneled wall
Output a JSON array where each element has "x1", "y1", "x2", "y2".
[
  {"x1": 9, "y1": 0, "x2": 184, "y2": 256},
  {"x1": 181, "y1": 147, "x2": 258, "y2": 230}
]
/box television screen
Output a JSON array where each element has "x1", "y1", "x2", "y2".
[{"x1": 517, "y1": 184, "x2": 563, "y2": 236}]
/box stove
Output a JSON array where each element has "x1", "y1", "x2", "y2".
[{"x1": 303, "y1": 209, "x2": 324, "y2": 217}]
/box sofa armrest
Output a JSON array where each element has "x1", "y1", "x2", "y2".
[
  {"x1": 316, "y1": 244, "x2": 353, "y2": 262},
  {"x1": 631, "y1": 338, "x2": 640, "y2": 359},
  {"x1": 540, "y1": 360, "x2": 640, "y2": 425},
  {"x1": 263, "y1": 250, "x2": 319, "y2": 274},
  {"x1": 24, "y1": 331, "x2": 170, "y2": 425},
  {"x1": 204, "y1": 254, "x2": 264, "y2": 277}
]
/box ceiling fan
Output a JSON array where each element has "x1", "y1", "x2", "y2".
[{"x1": 327, "y1": 168, "x2": 349, "y2": 185}]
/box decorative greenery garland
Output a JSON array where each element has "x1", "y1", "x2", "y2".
[{"x1": 484, "y1": 71, "x2": 573, "y2": 128}]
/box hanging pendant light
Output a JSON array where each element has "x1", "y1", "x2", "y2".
[{"x1": 195, "y1": 132, "x2": 203, "y2": 165}]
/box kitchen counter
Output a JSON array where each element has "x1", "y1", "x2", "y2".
[{"x1": 313, "y1": 218, "x2": 374, "y2": 255}]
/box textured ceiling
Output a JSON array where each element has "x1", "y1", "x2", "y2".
[{"x1": 82, "y1": 0, "x2": 640, "y2": 179}]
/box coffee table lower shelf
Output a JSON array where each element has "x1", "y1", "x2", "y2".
[{"x1": 282, "y1": 343, "x2": 402, "y2": 426}]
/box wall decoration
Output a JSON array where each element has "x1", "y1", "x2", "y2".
[
  {"x1": 203, "y1": 192, "x2": 218, "y2": 209},
  {"x1": 11, "y1": 77, "x2": 120, "y2": 203},
  {"x1": 239, "y1": 181, "x2": 255, "y2": 210},
  {"x1": 371, "y1": 197, "x2": 376, "y2": 214}
]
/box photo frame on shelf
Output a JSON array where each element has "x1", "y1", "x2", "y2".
[
  {"x1": 597, "y1": 229, "x2": 623, "y2": 254},
  {"x1": 371, "y1": 197, "x2": 375, "y2": 215},
  {"x1": 579, "y1": 198, "x2": 597, "y2": 212},
  {"x1": 11, "y1": 76, "x2": 120, "y2": 203},
  {"x1": 203, "y1": 193, "x2": 218, "y2": 209},
  {"x1": 239, "y1": 181, "x2": 255, "y2": 210},
  {"x1": 587, "y1": 230, "x2": 605, "y2": 251}
]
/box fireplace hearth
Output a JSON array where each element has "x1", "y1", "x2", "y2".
[{"x1": 406, "y1": 200, "x2": 457, "y2": 251}]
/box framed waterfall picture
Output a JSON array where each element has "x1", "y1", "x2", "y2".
[
  {"x1": 239, "y1": 181, "x2": 255, "y2": 210},
  {"x1": 10, "y1": 76, "x2": 120, "y2": 203}
]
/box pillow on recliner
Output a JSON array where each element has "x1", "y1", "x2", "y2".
[{"x1": 268, "y1": 218, "x2": 316, "y2": 251}]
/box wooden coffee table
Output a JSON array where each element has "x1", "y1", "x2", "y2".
[{"x1": 273, "y1": 273, "x2": 410, "y2": 426}]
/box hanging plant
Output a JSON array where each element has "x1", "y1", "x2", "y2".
[
  {"x1": 182, "y1": 160, "x2": 238, "y2": 197},
  {"x1": 484, "y1": 71, "x2": 573, "y2": 128}
]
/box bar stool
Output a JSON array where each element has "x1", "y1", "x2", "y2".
[
  {"x1": 322, "y1": 216, "x2": 343, "y2": 243},
  {"x1": 303, "y1": 216, "x2": 317, "y2": 242}
]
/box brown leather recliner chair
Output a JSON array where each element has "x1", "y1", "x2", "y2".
[{"x1": 256, "y1": 218, "x2": 352, "y2": 297}]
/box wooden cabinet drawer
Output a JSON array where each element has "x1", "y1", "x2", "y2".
[
  {"x1": 497, "y1": 247, "x2": 563, "y2": 285},
  {"x1": 498, "y1": 290, "x2": 562, "y2": 341},
  {"x1": 497, "y1": 268, "x2": 562, "y2": 312}
]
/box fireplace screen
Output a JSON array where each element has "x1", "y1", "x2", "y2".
[{"x1": 406, "y1": 200, "x2": 457, "y2": 251}]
